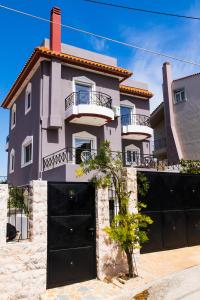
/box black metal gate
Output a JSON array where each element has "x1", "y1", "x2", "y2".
[
  {"x1": 139, "y1": 172, "x2": 200, "y2": 253},
  {"x1": 47, "y1": 182, "x2": 96, "y2": 289}
]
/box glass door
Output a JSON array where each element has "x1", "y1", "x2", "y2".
[
  {"x1": 120, "y1": 106, "x2": 134, "y2": 125},
  {"x1": 75, "y1": 138, "x2": 93, "y2": 164},
  {"x1": 75, "y1": 83, "x2": 92, "y2": 105}
]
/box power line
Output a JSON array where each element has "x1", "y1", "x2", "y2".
[
  {"x1": 85, "y1": 0, "x2": 200, "y2": 21},
  {"x1": 0, "y1": 3, "x2": 200, "y2": 67}
]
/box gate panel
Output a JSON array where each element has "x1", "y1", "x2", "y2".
[
  {"x1": 139, "y1": 172, "x2": 200, "y2": 253},
  {"x1": 47, "y1": 182, "x2": 96, "y2": 289}
]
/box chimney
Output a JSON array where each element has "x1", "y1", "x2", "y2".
[{"x1": 50, "y1": 7, "x2": 61, "y2": 52}]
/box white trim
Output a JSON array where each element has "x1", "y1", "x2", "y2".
[
  {"x1": 21, "y1": 136, "x2": 33, "y2": 168},
  {"x1": 25, "y1": 82, "x2": 32, "y2": 115},
  {"x1": 72, "y1": 76, "x2": 96, "y2": 103},
  {"x1": 9, "y1": 148, "x2": 15, "y2": 174},
  {"x1": 11, "y1": 104, "x2": 16, "y2": 130},
  {"x1": 125, "y1": 144, "x2": 140, "y2": 165},
  {"x1": 72, "y1": 131, "x2": 97, "y2": 164}
]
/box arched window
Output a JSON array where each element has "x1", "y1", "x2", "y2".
[
  {"x1": 25, "y1": 82, "x2": 32, "y2": 114},
  {"x1": 11, "y1": 104, "x2": 16, "y2": 129},
  {"x1": 9, "y1": 149, "x2": 15, "y2": 173},
  {"x1": 21, "y1": 136, "x2": 33, "y2": 167}
]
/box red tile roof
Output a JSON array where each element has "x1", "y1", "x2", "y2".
[
  {"x1": 120, "y1": 85, "x2": 153, "y2": 99},
  {"x1": 1, "y1": 47, "x2": 133, "y2": 108}
]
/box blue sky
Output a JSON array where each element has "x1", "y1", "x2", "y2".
[{"x1": 1, "y1": 0, "x2": 200, "y2": 175}]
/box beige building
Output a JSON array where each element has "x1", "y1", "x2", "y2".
[{"x1": 151, "y1": 62, "x2": 200, "y2": 162}]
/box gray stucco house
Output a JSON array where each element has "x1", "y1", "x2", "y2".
[
  {"x1": 151, "y1": 61, "x2": 200, "y2": 162},
  {"x1": 2, "y1": 7, "x2": 153, "y2": 186}
]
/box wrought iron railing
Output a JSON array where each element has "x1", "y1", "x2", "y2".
[
  {"x1": 7, "y1": 186, "x2": 30, "y2": 242},
  {"x1": 65, "y1": 91, "x2": 112, "y2": 110},
  {"x1": 0, "y1": 176, "x2": 7, "y2": 183},
  {"x1": 43, "y1": 147, "x2": 180, "y2": 172},
  {"x1": 154, "y1": 137, "x2": 167, "y2": 151},
  {"x1": 121, "y1": 114, "x2": 151, "y2": 127}
]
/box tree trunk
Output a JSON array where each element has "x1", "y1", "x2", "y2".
[{"x1": 125, "y1": 249, "x2": 134, "y2": 278}]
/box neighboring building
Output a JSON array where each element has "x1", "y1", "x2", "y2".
[
  {"x1": 2, "y1": 7, "x2": 153, "y2": 186},
  {"x1": 151, "y1": 62, "x2": 200, "y2": 163},
  {"x1": 150, "y1": 102, "x2": 167, "y2": 160}
]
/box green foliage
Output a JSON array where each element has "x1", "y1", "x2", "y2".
[
  {"x1": 76, "y1": 141, "x2": 153, "y2": 277},
  {"x1": 180, "y1": 159, "x2": 200, "y2": 174},
  {"x1": 137, "y1": 172, "x2": 149, "y2": 199},
  {"x1": 9, "y1": 187, "x2": 29, "y2": 216}
]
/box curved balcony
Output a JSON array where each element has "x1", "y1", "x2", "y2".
[
  {"x1": 65, "y1": 91, "x2": 114, "y2": 126},
  {"x1": 121, "y1": 114, "x2": 153, "y2": 140}
]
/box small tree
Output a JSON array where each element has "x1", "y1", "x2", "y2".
[
  {"x1": 180, "y1": 159, "x2": 200, "y2": 174},
  {"x1": 76, "y1": 141, "x2": 153, "y2": 278}
]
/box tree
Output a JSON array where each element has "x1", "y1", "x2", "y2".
[{"x1": 76, "y1": 141, "x2": 153, "y2": 278}]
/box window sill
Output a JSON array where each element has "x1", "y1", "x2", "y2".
[
  {"x1": 21, "y1": 160, "x2": 33, "y2": 168},
  {"x1": 25, "y1": 107, "x2": 31, "y2": 115}
]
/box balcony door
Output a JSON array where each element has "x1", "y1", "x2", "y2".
[
  {"x1": 75, "y1": 83, "x2": 92, "y2": 105},
  {"x1": 74, "y1": 138, "x2": 94, "y2": 164},
  {"x1": 121, "y1": 105, "x2": 135, "y2": 126}
]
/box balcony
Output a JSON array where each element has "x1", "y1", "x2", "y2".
[
  {"x1": 65, "y1": 91, "x2": 114, "y2": 126},
  {"x1": 121, "y1": 114, "x2": 153, "y2": 140},
  {"x1": 5, "y1": 135, "x2": 9, "y2": 152}
]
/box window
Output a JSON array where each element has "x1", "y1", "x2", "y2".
[
  {"x1": 75, "y1": 83, "x2": 92, "y2": 105},
  {"x1": 25, "y1": 83, "x2": 32, "y2": 114},
  {"x1": 126, "y1": 150, "x2": 139, "y2": 165},
  {"x1": 9, "y1": 149, "x2": 15, "y2": 173},
  {"x1": 21, "y1": 136, "x2": 33, "y2": 167},
  {"x1": 11, "y1": 104, "x2": 16, "y2": 129},
  {"x1": 75, "y1": 138, "x2": 93, "y2": 164},
  {"x1": 72, "y1": 131, "x2": 97, "y2": 164},
  {"x1": 120, "y1": 105, "x2": 134, "y2": 126},
  {"x1": 174, "y1": 89, "x2": 186, "y2": 104}
]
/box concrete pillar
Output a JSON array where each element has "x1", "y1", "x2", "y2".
[
  {"x1": 123, "y1": 167, "x2": 138, "y2": 213},
  {"x1": 0, "y1": 184, "x2": 8, "y2": 246}
]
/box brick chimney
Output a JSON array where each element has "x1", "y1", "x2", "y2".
[{"x1": 50, "y1": 7, "x2": 61, "y2": 52}]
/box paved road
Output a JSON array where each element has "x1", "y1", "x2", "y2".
[{"x1": 147, "y1": 265, "x2": 200, "y2": 300}]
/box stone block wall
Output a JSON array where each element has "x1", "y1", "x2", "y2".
[
  {"x1": 96, "y1": 167, "x2": 138, "y2": 280},
  {"x1": 0, "y1": 181, "x2": 47, "y2": 300}
]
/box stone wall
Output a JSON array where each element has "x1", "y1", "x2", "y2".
[
  {"x1": 0, "y1": 181, "x2": 47, "y2": 300},
  {"x1": 96, "y1": 167, "x2": 138, "y2": 280}
]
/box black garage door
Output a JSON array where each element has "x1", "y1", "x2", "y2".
[
  {"x1": 139, "y1": 172, "x2": 200, "y2": 253},
  {"x1": 47, "y1": 182, "x2": 96, "y2": 289}
]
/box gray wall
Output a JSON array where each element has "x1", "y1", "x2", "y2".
[
  {"x1": 172, "y1": 75, "x2": 200, "y2": 159},
  {"x1": 7, "y1": 68, "x2": 41, "y2": 186}
]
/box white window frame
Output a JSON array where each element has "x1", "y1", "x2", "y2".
[
  {"x1": 120, "y1": 104, "x2": 135, "y2": 125},
  {"x1": 11, "y1": 104, "x2": 16, "y2": 130},
  {"x1": 72, "y1": 76, "x2": 96, "y2": 105},
  {"x1": 72, "y1": 131, "x2": 97, "y2": 164},
  {"x1": 9, "y1": 149, "x2": 15, "y2": 174},
  {"x1": 25, "y1": 82, "x2": 32, "y2": 115},
  {"x1": 174, "y1": 88, "x2": 186, "y2": 104},
  {"x1": 21, "y1": 136, "x2": 33, "y2": 168},
  {"x1": 125, "y1": 144, "x2": 140, "y2": 166}
]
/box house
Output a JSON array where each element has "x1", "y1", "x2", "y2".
[
  {"x1": 2, "y1": 7, "x2": 153, "y2": 186},
  {"x1": 151, "y1": 62, "x2": 200, "y2": 163}
]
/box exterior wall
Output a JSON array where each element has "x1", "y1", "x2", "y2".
[
  {"x1": 154, "y1": 119, "x2": 165, "y2": 140},
  {"x1": 7, "y1": 68, "x2": 41, "y2": 186},
  {"x1": 162, "y1": 63, "x2": 182, "y2": 162},
  {"x1": 0, "y1": 181, "x2": 47, "y2": 300},
  {"x1": 172, "y1": 75, "x2": 200, "y2": 159},
  {"x1": 41, "y1": 62, "x2": 122, "y2": 181},
  {"x1": 120, "y1": 94, "x2": 151, "y2": 156}
]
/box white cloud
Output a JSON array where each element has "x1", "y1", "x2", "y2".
[
  {"x1": 121, "y1": 3, "x2": 200, "y2": 112},
  {"x1": 90, "y1": 36, "x2": 108, "y2": 52}
]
